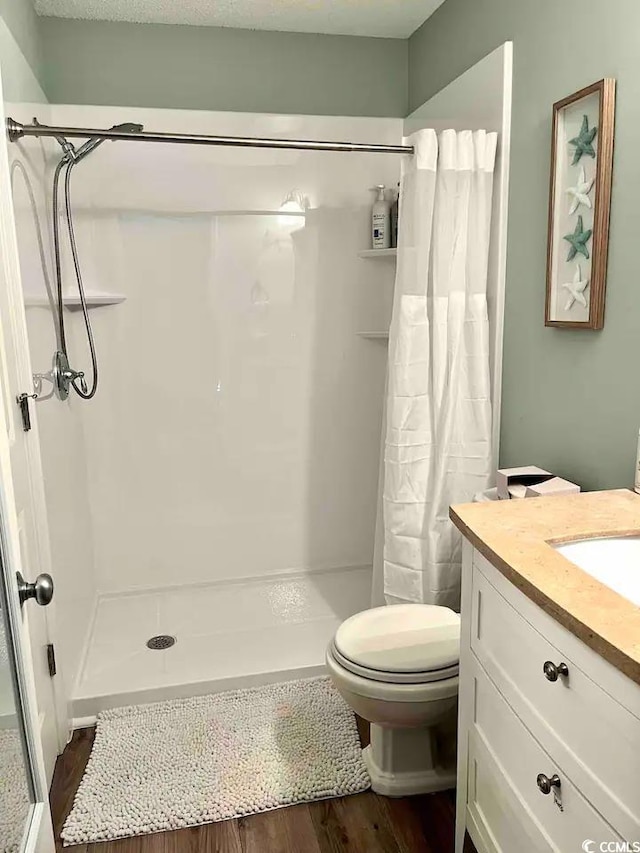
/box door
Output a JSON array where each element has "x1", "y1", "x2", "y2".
[
  {"x1": 0, "y1": 489, "x2": 55, "y2": 853},
  {"x1": 0, "y1": 203, "x2": 65, "y2": 787},
  {"x1": 0, "y1": 53, "x2": 67, "y2": 796}
]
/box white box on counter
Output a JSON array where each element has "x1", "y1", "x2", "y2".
[
  {"x1": 524, "y1": 477, "x2": 581, "y2": 498},
  {"x1": 496, "y1": 466, "x2": 554, "y2": 500}
]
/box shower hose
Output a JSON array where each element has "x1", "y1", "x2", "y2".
[{"x1": 51, "y1": 156, "x2": 98, "y2": 399}]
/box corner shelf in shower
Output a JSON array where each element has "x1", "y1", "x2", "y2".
[
  {"x1": 357, "y1": 248, "x2": 397, "y2": 259},
  {"x1": 24, "y1": 292, "x2": 126, "y2": 309},
  {"x1": 356, "y1": 330, "x2": 389, "y2": 340}
]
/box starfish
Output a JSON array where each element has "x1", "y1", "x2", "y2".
[
  {"x1": 564, "y1": 215, "x2": 592, "y2": 261},
  {"x1": 566, "y1": 166, "x2": 594, "y2": 215},
  {"x1": 569, "y1": 114, "x2": 597, "y2": 164},
  {"x1": 562, "y1": 264, "x2": 590, "y2": 311}
]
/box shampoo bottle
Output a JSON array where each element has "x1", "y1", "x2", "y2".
[{"x1": 371, "y1": 185, "x2": 390, "y2": 249}]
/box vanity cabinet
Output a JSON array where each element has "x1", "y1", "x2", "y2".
[{"x1": 455, "y1": 539, "x2": 640, "y2": 853}]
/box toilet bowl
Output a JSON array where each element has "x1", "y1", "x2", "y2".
[{"x1": 326, "y1": 603, "x2": 460, "y2": 797}]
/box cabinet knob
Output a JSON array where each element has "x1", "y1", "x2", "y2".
[
  {"x1": 536, "y1": 773, "x2": 561, "y2": 795},
  {"x1": 543, "y1": 661, "x2": 569, "y2": 682}
]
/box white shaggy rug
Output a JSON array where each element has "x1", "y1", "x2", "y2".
[
  {"x1": 0, "y1": 729, "x2": 30, "y2": 853},
  {"x1": 62, "y1": 677, "x2": 369, "y2": 845}
]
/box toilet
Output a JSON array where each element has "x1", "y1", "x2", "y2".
[{"x1": 326, "y1": 603, "x2": 460, "y2": 797}]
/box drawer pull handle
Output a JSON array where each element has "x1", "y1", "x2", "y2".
[
  {"x1": 536, "y1": 773, "x2": 561, "y2": 795},
  {"x1": 543, "y1": 661, "x2": 569, "y2": 682}
]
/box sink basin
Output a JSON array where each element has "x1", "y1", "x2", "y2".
[{"x1": 554, "y1": 536, "x2": 640, "y2": 606}]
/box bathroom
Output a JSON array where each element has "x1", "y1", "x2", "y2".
[{"x1": 0, "y1": 1, "x2": 639, "y2": 852}]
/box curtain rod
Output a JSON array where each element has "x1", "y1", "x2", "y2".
[{"x1": 6, "y1": 118, "x2": 414, "y2": 155}]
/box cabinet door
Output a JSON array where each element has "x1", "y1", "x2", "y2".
[
  {"x1": 467, "y1": 731, "x2": 553, "y2": 853},
  {"x1": 471, "y1": 552, "x2": 640, "y2": 838},
  {"x1": 471, "y1": 661, "x2": 622, "y2": 852}
]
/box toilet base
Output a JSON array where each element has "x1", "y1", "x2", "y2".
[{"x1": 363, "y1": 723, "x2": 457, "y2": 797}]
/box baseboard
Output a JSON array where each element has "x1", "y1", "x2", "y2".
[{"x1": 72, "y1": 715, "x2": 97, "y2": 730}]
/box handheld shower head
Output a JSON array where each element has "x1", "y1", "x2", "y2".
[{"x1": 50, "y1": 118, "x2": 145, "y2": 401}]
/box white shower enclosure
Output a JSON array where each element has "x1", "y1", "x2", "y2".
[
  {"x1": 8, "y1": 42, "x2": 511, "y2": 725},
  {"x1": 10, "y1": 104, "x2": 403, "y2": 719}
]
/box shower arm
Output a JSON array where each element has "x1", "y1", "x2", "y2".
[{"x1": 6, "y1": 118, "x2": 414, "y2": 155}]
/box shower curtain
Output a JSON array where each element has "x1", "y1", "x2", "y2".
[{"x1": 381, "y1": 128, "x2": 497, "y2": 609}]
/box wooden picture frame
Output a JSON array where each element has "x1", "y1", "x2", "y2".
[{"x1": 545, "y1": 78, "x2": 615, "y2": 329}]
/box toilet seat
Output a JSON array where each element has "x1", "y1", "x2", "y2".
[
  {"x1": 326, "y1": 645, "x2": 459, "y2": 705},
  {"x1": 332, "y1": 604, "x2": 460, "y2": 685},
  {"x1": 330, "y1": 642, "x2": 459, "y2": 684}
]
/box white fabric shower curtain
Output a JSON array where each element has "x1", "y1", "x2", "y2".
[{"x1": 382, "y1": 128, "x2": 497, "y2": 609}]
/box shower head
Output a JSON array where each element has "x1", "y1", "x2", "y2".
[{"x1": 72, "y1": 121, "x2": 144, "y2": 162}]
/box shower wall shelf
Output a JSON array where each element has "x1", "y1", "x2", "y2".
[
  {"x1": 356, "y1": 331, "x2": 389, "y2": 340},
  {"x1": 358, "y1": 248, "x2": 397, "y2": 259},
  {"x1": 24, "y1": 292, "x2": 126, "y2": 309}
]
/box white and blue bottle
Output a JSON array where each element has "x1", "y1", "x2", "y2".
[{"x1": 371, "y1": 185, "x2": 390, "y2": 249}]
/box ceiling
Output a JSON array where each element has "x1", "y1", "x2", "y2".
[{"x1": 33, "y1": 0, "x2": 446, "y2": 38}]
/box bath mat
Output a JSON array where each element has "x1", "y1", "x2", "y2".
[
  {"x1": 0, "y1": 728, "x2": 30, "y2": 853},
  {"x1": 61, "y1": 677, "x2": 369, "y2": 844}
]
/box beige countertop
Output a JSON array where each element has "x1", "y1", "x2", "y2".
[{"x1": 450, "y1": 489, "x2": 640, "y2": 685}]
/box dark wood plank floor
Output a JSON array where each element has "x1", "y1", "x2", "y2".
[{"x1": 51, "y1": 722, "x2": 477, "y2": 852}]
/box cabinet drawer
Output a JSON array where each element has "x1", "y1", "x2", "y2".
[
  {"x1": 471, "y1": 560, "x2": 640, "y2": 836},
  {"x1": 471, "y1": 661, "x2": 622, "y2": 851},
  {"x1": 467, "y1": 731, "x2": 552, "y2": 853}
]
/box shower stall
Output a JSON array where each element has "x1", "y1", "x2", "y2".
[
  {"x1": 9, "y1": 103, "x2": 404, "y2": 720},
  {"x1": 5, "y1": 42, "x2": 511, "y2": 735}
]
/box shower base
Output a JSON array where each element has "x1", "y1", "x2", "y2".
[{"x1": 72, "y1": 566, "x2": 371, "y2": 720}]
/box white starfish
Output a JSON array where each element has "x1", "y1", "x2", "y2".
[
  {"x1": 566, "y1": 166, "x2": 594, "y2": 215},
  {"x1": 562, "y1": 264, "x2": 590, "y2": 311}
]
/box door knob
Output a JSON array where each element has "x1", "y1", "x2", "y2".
[
  {"x1": 536, "y1": 773, "x2": 561, "y2": 795},
  {"x1": 543, "y1": 660, "x2": 569, "y2": 682},
  {"x1": 16, "y1": 571, "x2": 54, "y2": 607}
]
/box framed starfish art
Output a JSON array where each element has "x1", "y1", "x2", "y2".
[{"x1": 545, "y1": 79, "x2": 616, "y2": 329}]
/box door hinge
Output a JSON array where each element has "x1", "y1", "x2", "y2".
[
  {"x1": 46, "y1": 643, "x2": 57, "y2": 677},
  {"x1": 16, "y1": 392, "x2": 37, "y2": 432}
]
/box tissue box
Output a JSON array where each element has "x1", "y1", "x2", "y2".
[
  {"x1": 496, "y1": 466, "x2": 553, "y2": 500},
  {"x1": 524, "y1": 477, "x2": 581, "y2": 498}
]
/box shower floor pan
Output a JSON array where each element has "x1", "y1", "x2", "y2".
[{"x1": 72, "y1": 566, "x2": 371, "y2": 720}]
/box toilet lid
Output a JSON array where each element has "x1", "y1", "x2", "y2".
[{"x1": 334, "y1": 604, "x2": 460, "y2": 675}]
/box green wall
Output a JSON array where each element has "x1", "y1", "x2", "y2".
[
  {"x1": 40, "y1": 18, "x2": 408, "y2": 117},
  {"x1": 410, "y1": 0, "x2": 640, "y2": 491},
  {"x1": 0, "y1": 0, "x2": 43, "y2": 82}
]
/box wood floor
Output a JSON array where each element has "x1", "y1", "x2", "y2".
[{"x1": 50, "y1": 721, "x2": 477, "y2": 853}]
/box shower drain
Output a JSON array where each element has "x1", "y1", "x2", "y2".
[{"x1": 146, "y1": 635, "x2": 176, "y2": 651}]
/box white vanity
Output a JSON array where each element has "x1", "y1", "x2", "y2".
[{"x1": 451, "y1": 490, "x2": 640, "y2": 853}]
